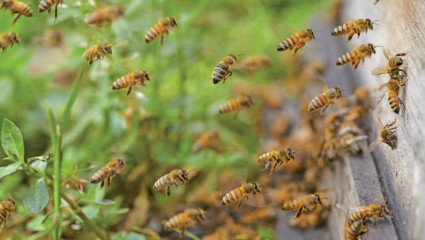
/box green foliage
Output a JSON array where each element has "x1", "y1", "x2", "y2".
[
  {"x1": 24, "y1": 178, "x2": 49, "y2": 214},
  {"x1": 257, "y1": 226, "x2": 276, "y2": 240},
  {"x1": 1, "y1": 119, "x2": 25, "y2": 162},
  {"x1": 0, "y1": 162, "x2": 22, "y2": 179}
]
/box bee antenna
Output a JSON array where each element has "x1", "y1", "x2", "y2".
[
  {"x1": 112, "y1": 42, "x2": 120, "y2": 46},
  {"x1": 187, "y1": 168, "x2": 197, "y2": 174},
  {"x1": 237, "y1": 53, "x2": 245, "y2": 57},
  {"x1": 314, "y1": 30, "x2": 322, "y2": 33},
  {"x1": 374, "y1": 45, "x2": 384, "y2": 48}
]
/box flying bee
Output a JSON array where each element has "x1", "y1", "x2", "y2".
[
  {"x1": 153, "y1": 169, "x2": 195, "y2": 197},
  {"x1": 331, "y1": 18, "x2": 376, "y2": 42},
  {"x1": 277, "y1": 29, "x2": 315, "y2": 56},
  {"x1": 85, "y1": 6, "x2": 124, "y2": 26},
  {"x1": 0, "y1": 198, "x2": 15, "y2": 230},
  {"x1": 257, "y1": 148, "x2": 296, "y2": 175},
  {"x1": 238, "y1": 55, "x2": 272, "y2": 76},
  {"x1": 222, "y1": 183, "x2": 261, "y2": 211},
  {"x1": 112, "y1": 70, "x2": 150, "y2": 96},
  {"x1": 1, "y1": 0, "x2": 32, "y2": 25},
  {"x1": 336, "y1": 43, "x2": 377, "y2": 71},
  {"x1": 144, "y1": 17, "x2": 178, "y2": 47},
  {"x1": 90, "y1": 158, "x2": 125, "y2": 190},
  {"x1": 164, "y1": 208, "x2": 206, "y2": 240},
  {"x1": 347, "y1": 203, "x2": 390, "y2": 227},
  {"x1": 282, "y1": 192, "x2": 328, "y2": 218},
  {"x1": 38, "y1": 0, "x2": 63, "y2": 22},
  {"x1": 308, "y1": 87, "x2": 343, "y2": 115},
  {"x1": 83, "y1": 42, "x2": 116, "y2": 66},
  {"x1": 219, "y1": 96, "x2": 254, "y2": 121},
  {"x1": 344, "y1": 211, "x2": 368, "y2": 240},
  {"x1": 372, "y1": 48, "x2": 407, "y2": 78},
  {"x1": 377, "y1": 77, "x2": 408, "y2": 114},
  {"x1": 369, "y1": 116, "x2": 397, "y2": 152},
  {"x1": 192, "y1": 130, "x2": 219, "y2": 153},
  {"x1": 0, "y1": 32, "x2": 20, "y2": 53},
  {"x1": 212, "y1": 54, "x2": 238, "y2": 84}
]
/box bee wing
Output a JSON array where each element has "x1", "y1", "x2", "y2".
[
  {"x1": 378, "y1": 83, "x2": 389, "y2": 92},
  {"x1": 372, "y1": 65, "x2": 389, "y2": 76},
  {"x1": 369, "y1": 140, "x2": 383, "y2": 152},
  {"x1": 382, "y1": 48, "x2": 391, "y2": 60}
]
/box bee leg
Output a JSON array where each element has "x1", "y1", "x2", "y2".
[
  {"x1": 377, "y1": 93, "x2": 385, "y2": 104},
  {"x1": 353, "y1": 59, "x2": 361, "y2": 72},
  {"x1": 346, "y1": 30, "x2": 356, "y2": 42},
  {"x1": 166, "y1": 186, "x2": 171, "y2": 197},
  {"x1": 320, "y1": 102, "x2": 332, "y2": 115},
  {"x1": 54, "y1": 2, "x2": 59, "y2": 23},
  {"x1": 126, "y1": 85, "x2": 133, "y2": 96},
  {"x1": 107, "y1": 176, "x2": 111, "y2": 190},
  {"x1": 232, "y1": 112, "x2": 239, "y2": 122},
  {"x1": 398, "y1": 97, "x2": 406, "y2": 111},
  {"x1": 295, "y1": 204, "x2": 306, "y2": 218},
  {"x1": 293, "y1": 42, "x2": 305, "y2": 56},
  {"x1": 11, "y1": 14, "x2": 20, "y2": 26},
  {"x1": 223, "y1": 71, "x2": 232, "y2": 84},
  {"x1": 178, "y1": 227, "x2": 185, "y2": 240},
  {"x1": 235, "y1": 195, "x2": 248, "y2": 211},
  {"x1": 100, "y1": 180, "x2": 104, "y2": 188},
  {"x1": 160, "y1": 35, "x2": 164, "y2": 48}
]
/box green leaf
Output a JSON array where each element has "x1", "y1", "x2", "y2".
[
  {"x1": 0, "y1": 162, "x2": 22, "y2": 179},
  {"x1": 257, "y1": 226, "x2": 276, "y2": 240},
  {"x1": 24, "y1": 178, "x2": 49, "y2": 214},
  {"x1": 78, "y1": 199, "x2": 115, "y2": 206},
  {"x1": 61, "y1": 72, "x2": 81, "y2": 132},
  {"x1": 1, "y1": 119, "x2": 25, "y2": 162},
  {"x1": 184, "y1": 231, "x2": 201, "y2": 240},
  {"x1": 30, "y1": 160, "x2": 47, "y2": 174}
]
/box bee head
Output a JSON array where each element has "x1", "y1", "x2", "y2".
[
  {"x1": 170, "y1": 17, "x2": 178, "y2": 27},
  {"x1": 253, "y1": 183, "x2": 261, "y2": 193},
  {"x1": 381, "y1": 205, "x2": 390, "y2": 215},
  {"x1": 117, "y1": 158, "x2": 125, "y2": 168},
  {"x1": 314, "y1": 194, "x2": 322, "y2": 204},
  {"x1": 104, "y1": 44, "x2": 113, "y2": 54},
  {"x1": 366, "y1": 19, "x2": 373, "y2": 29},
  {"x1": 308, "y1": 29, "x2": 315, "y2": 39},
  {"x1": 368, "y1": 43, "x2": 376, "y2": 54},
  {"x1": 11, "y1": 33, "x2": 19, "y2": 43},
  {"x1": 8, "y1": 198, "x2": 15, "y2": 206},
  {"x1": 197, "y1": 209, "x2": 206, "y2": 221},
  {"x1": 395, "y1": 57, "x2": 404, "y2": 66},
  {"x1": 143, "y1": 71, "x2": 150, "y2": 80},
  {"x1": 334, "y1": 87, "x2": 343, "y2": 98},
  {"x1": 286, "y1": 148, "x2": 295, "y2": 159},
  {"x1": 181, "y1": 170, "x2": 189, "y2": 181}
]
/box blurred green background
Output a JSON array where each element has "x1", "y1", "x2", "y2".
[{"x1": 0, "y1": 0, "x2": 330, "y2": 239}]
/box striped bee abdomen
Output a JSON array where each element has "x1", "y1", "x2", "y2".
[
  {"x1": 331, "y1": 23, "x2": 353, "y2": 36},
  {"x1": 277, "y1": 36, "x2": 298, "y2": 51},
  {"x1": 212, "y1": 63, "x2": 230, "y2": 84},
  {"x1": 38, "y1": 0, "x2": 53, "y2": 12},
  {"x1": 219, "y1": 100, "x2": 240, "y2": 114},
  {"x1": 112, "y1": 74, "x2": 131, "y2": 90},
  {"x1": 308, "y1": 94, "x2": 328, "y2": 112},
  {"x1": 153, "y1": 174, "x2": 170, "y2": 190},
  {"x1": 144, "y1": 24, "x2": 162, "y2": 43},
  {"x1": 336, "y1": 50, "x2": 357, "y2": 66},
  {"x1": 90, "y1": 167, "x2": 107, "y2": 183},
  {"x1": 222, "y1": 188, "x2": 243, "y2": 205},
  {"x1": 387, "y1": 91, "x2": 400, "y2": 113}
]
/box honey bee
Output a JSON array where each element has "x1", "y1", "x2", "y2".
[
  {"x1": 112, "y1": 70, "x2": 150, "y2": 96},
  {"x1": 90, "y1": 158, "x2": 125, "y2": 190},
  {"x1": 144, "y1": 17, "x2": 178, "y2": 47},
  {"x1": 1, "y1": 0, "x2": 32, "y2": 25},
  {"x1": 238, "y1": 55, "x2": 272, "y2": 76},
  {"x1": 222, "y1": 183, "x2": 261, "y2": 211},
  {"x1": 348, "y1": 203, "x2": 390, "y2": 226},
  {"x1": 369, "y1": 116, "x2": 397, "y2": 152},
  {"x1": 338, "y1": 121, "x2": 368, "y2": 154},
  {"x1": 344, "y1": 211, "x2": 368, "y2": 240},
  {"x1": 0, "y1": 198, "x2": 15, "y2": 230},
  {"x1": 219, "y1": 96, "x2": 255, "y2": 121},
  {"x1": 38, "y1": 0, "x2": 63, "y2": 22},
  {"x1": 85, "y1": 6, "x2": 124, "y2": 26},
  {"x1": 282, "y1": 192, "x2": 327, "y2": 218},
  {"x1": 83, "y1": 42, "x2": 116, "y2": 66},
  {"x1": 0, "y1": 32, "x2": 20, "y2": 53},
  {"x1": 164, "y1": 208, "x2": 205, "y2": 239},
  {"x1": 192, "y1": 130, "x2": 219, "y2": 153},
  {"x1": 277, "y1": 29, "x2": 315, "y2": 56},
  {"x1": 377, "y1": 77, "x2": 408, "y2": 114},
  {"x1": 212, "y1": 54, "x2": 238, "y2": 84},
  {"x1": 153, "y1": 169, "x2": 195, "y2": 197},
  {"x1": 331, "y1": 19, "x2": 376, "y2": 42},
  {"x1": 372, "y1": 49, "x2": 407, "y2": 78},
  {"x1": 336, "y1": 44, "x2": 377, "y2": 71},
  {"x1": 308, "y1": 87, "x2": 343, "y2": 115},
  {"x1": 257, "y1": 148, "x2": 296, "y2": 175}
]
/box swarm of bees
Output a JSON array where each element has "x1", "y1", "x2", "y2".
[{"x1": 0, "y1": 0, "x2": 412, "y2": 238}]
